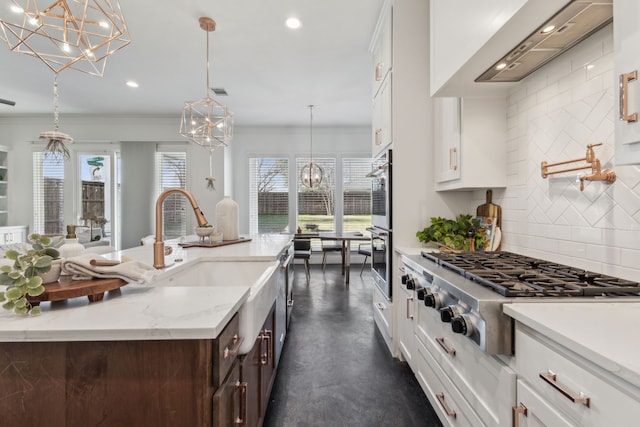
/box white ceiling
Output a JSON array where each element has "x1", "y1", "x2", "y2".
[{"x1": 0, "y1": 0, "x2": 385, "y2": 126}]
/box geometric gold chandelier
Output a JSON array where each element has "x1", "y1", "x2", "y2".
[
  {"x1": 0, "y1": 0, "x2": 131, "y2": 77},
  {"x1": 180, "y1": 17, "x2": 234, "y2": 149}
]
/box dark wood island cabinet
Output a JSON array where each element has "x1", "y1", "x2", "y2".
[{"x1": 0, "y1": 313, "x2": 242, "y2": 427}]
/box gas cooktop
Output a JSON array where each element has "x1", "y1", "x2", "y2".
[{"x1": 421, "y1": 251, "x2": 640, "y2": 298}]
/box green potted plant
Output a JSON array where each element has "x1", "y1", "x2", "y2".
[
  {"x1": 0, "y1": 233, "x2": 61, "y2": 316},
  {"x1": 416, "y1": 214, "x2": 488, "y2": 252}
]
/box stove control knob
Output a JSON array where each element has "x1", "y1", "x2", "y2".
[
  {"x1": 440, "y1": 306, "x2": 460, "y2": 323},
  {"x1": 416, "y1": 287, "x2": 428, "y2": 300},
  {"x1": 451, "y1": 314, "x2": 474, "y2": 337},
  {"x1": 424, "y1": 293, "x2": 443, "y2": 310},
  {"x1": 406, "y1": 277, "x2": 416, "y2": 290},
  {"x1": 401, "y1": 274, "x2": 410, "y2": 284}
]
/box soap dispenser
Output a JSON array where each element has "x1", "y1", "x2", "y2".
[{"x1": 59, "y1": 225, "x2": 85, "y2": 259}]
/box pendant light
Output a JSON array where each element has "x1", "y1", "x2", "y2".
[
  {"x1": 39, "y1": 74, "x2": 73, "y2": 159},
  {"x1": 180, "y1": 17, "x2": 234, "y2": 149},
  {"x1": 0, "y1": 0, "x2": 131, "y2": 77},
  {"x1": 300, "y1": 105, "x2": 323, "y2": 188}
]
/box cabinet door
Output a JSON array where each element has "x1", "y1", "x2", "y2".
[
  {"x1": 213, "y1": 361, "x2": 242, "y2": 427},
  {"x1": 372, "y1": 74, "x2": 392, "y2": 157},
  {"x1": 240, "y1": 337, "x2": 261, "y2": 427},
  {"x1": 434, "y1": 97, "x2": 461, "y2": 183},
  {"x1": 614, "y1": 0, "x2": 640, "y2": 164},
  {"x1": 395, "y1": 284, "x2": 415, "y2": 368},
  {"x1": 372, "y1": 5, "x2": 392, "y2": 96},
  {"x1": 514, "y1": 380, "x2": 574, "y2": 427}
]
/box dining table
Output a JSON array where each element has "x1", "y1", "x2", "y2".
[{"x1": 313, "y1": 232, "x2": 370, "y2": 285}]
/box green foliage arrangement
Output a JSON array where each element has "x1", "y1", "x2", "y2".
[
  {"x1": 0, "y1": 234, "x2": 60, "y2": 316},
  {"x1": 416, "y1": 214, "x2": 487, "y2": 252}
]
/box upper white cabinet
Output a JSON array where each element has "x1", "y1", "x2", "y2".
[
  {"x1": 434, "y1": 97, "x2": 507, "y2": 191},
  {"x1": 371, "y1": 4, "x2": 392, "y2": 98},
  {"x1": 614, "y1": 0, "x2": 640, "y2": 165},
  {"x1": 372, "y1": 74, "x2": 392, "y2": 157},
  {"x1": 430, "y1": 0, "x2": 568, "y2": 97}
]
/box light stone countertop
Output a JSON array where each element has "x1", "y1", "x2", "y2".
[
  {"x1": 0, "y1": 233, "x2": 293, "y2": 343},
  {"x1": 504, "y1": 302, "x2": 640, "y2": 390}
]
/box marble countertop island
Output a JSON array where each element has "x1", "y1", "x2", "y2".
[{"x1": 0, "y1": 233, "x2": 293, "y2": 342}]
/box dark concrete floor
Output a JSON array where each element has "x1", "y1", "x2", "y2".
[{"x1": 263, "y1": 264, "x2": 443, "y2": 427}]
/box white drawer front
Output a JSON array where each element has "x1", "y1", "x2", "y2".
[
  {"x1": 515, "y1": 379, "x2": 575, "y2": 427},
  {"x1": 415, "y1": 337, "x2": 485, "y2": 427},
  {"x1": 416, "y1": 304, "x2": 516, "y2": 427},
  {"x1": 514, "y1": 325, "x2": 640, "y2": 427},
  {"x1": 372, "y1": 285, "x2": 392, "y2": 338}
]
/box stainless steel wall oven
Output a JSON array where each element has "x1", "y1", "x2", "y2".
[{"x1": 368, "y1": 149, "x2": 392, "y2": 300}]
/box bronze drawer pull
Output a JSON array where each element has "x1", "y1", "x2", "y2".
[
  {"x1": 436, "y1": 392, "x2": 456, "y2": 418},
  {"x1": 435, "y1": 337, "x2": 456, "y2": 356},
  {"x1": 449, "y1": 147, "x2": 458, "y2": 171},
  {"x1": 234, "y1": 380, "x2": 248, "y2": 426},
  {"x1": 512, "y1": 403, "x2": 527, "y2": 427},
  {"x1": 223, "y1": 334, "x2": 244, "y2": 360},
  {"x1": 539, "y1": 371, "x2": 590, "y2": 407},
  {"x1": 406, "y1": 296, "x2": 414, "y2": 319},
  {"x1": 619, "y1": 70, "x2": 638, "y2": 122}
]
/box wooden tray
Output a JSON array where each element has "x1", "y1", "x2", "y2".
[
  {"x1": 27, "y1": 276, "x2": 126, "y2": 306},
  {"x1": 179, "y1": 237, "x2": 252, "y2": 248}
]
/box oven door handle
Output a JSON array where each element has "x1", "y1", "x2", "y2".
[{"x1": 366, "y1": 227, "x2": 389, "y2": 237}]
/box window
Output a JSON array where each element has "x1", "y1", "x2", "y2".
[
  {"x1": 155, "y1": 151, "x2": 187, "y2": 239},
  {"x1": 296, "y1": 157, "x2": 336, "y2": 233},
  {"x1": 33, "y1": 153, "x2": 65, "y2": 235},
  {"x1": 342, "y1": 158, "x2": 372, "y2": 233},
  {"x1": 249, "y1": 157, "x2": 289, "y2": 234}
]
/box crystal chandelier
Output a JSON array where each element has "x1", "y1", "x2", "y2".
[
  {"x1": 0, "y1": 0, "x2": 131, "y2": 77},
  {"x1": 180, "y1": 17, "x2": 234, "y2": 149},
  {"x1": 300, "y1": 105, "x2": 323, "y2": 188}
]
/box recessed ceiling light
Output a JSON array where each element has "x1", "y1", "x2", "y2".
[
  {"x1": 540, "y1": 24, "x2": 556, "y2": 34},
  {"x1": 285, "y1": 17, "x2": 301, "y2": 29},
  {"x1": 126, "y1": 80, "x2": 139, "y2": 88},
  {"x1": 495, "y1": 63, "x2": 507, "y2": 71}
]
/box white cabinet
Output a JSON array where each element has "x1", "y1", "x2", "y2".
[
  {"x1": 434, "y1": 97, "x2": 507, "y2": 191},
  {"x1": 372, "y1": 283, "x2": 393, "y2": 353},
  {"x1": 371, "y1": 4, "x2": 392, "y2": 97},
  {"x1": 614, "y1": 0, "x2": 640, "y2": 165},
  {"x1": 0, "y1": 225, "x2": 27, "y2": 244},
  {"x1": 514, "y1": 380, "x2": 574, "y2": 427},
  {"x1": 394, "y1": 275, "x2": 415, "y2": 369},
  {"x1": 512, "y1": 322, "x2": 640, "y2": 427},
  {"x1": 372, "y1": 74, "x2": 392, "y2": 157},
  {"x1": 371, "y1": 1, "x2": 392, "y2": 158}
]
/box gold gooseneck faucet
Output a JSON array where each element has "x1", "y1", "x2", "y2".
[
  {"x1": 540, "y1": 143, "x2": 616, "y2": 191},
  {"x1": 154, "y1": 188, "x2": 209, "y2": 269}
]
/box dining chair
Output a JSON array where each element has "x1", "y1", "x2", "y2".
[
  {"x1": 320, "y1": 238, "x2": 343, "y2": 272},
  {"x1": 293, "y1": 239, "x2": 312, "y2": 284},
  {"x1": 357, "y1": 243, "x2": 372, "y2": 276}
]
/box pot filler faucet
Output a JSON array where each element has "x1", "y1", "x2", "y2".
[
  {"x1": 154, "y1": 187, "x2": 209, "y2": 269},
  {"x1": 540, "y1": 142, "x2": 616, "y2": 191}
]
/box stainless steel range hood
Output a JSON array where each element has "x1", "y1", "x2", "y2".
[{"x1": 476, "y1": 0, "x2": 612, "y2": 83}]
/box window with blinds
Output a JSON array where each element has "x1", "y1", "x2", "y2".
[
  {"x1": 249, "y1": 157, "x2": 289, "y2": 234},
  {"x1": 343, "y1": 158, "x2": 372, "y2": 233},
  {"x1": 296, "y1": 157, "x2": 336, "y2": 233},
  {"x1": 155, "y1": 151, "x2": 187, "y2": 239},
  {"x1": 32, "y1": 153, "x2": 65, "y2": 235}
]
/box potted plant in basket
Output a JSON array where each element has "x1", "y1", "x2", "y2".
[
  {"x1": 0, "y1": 234, "x2": 61, "y2": 316},
  {"x1": 416, "y1": 214, "x2": 488, "y2": 252}
]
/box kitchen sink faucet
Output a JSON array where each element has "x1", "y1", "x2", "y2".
[{"x1": 154, "y1": 188, "x2": 209, "y2": 268}]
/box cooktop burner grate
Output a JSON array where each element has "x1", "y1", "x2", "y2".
[{"x1": 421, "y1": 250, "x2": 640, "y2": 298}]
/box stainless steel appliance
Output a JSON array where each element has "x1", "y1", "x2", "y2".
[
  {"x1": 401, "y1": 250, "x2": 640, "y2": 355},
  {"x1": 368, "y1": 226, "x2": 392, "y2": 300},
  {"x1": 275, "y1": 242, "x2": 294, "y2": 367},
  {"x1": 368, "y1": 149, "x2": 392, "y2": 300}
]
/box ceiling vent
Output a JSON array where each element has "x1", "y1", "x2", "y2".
[
  {"x1": 211, "y1": 88, "x2": 228, "y2": 96},
  {"x1": 476, "y1": 0, "x2": 612, "y2": 83}
]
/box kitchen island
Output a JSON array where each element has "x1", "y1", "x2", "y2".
[{"x1": 0, "y1": 233, "x2": 293, "y2": 427}]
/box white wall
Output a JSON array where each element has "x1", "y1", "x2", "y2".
[{"x1": 474, "y1": 24, "x2": 640, "y2": 281}]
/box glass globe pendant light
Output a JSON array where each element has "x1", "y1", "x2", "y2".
[{"x1": 300, "y1": 105, "x2": 323, "y2": 188}]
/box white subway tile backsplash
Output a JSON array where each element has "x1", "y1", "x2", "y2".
[{"x1": 501, "y1": 24, "x2": 640, "y2": 281}]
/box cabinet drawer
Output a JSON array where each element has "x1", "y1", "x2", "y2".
[
  {"x1": 414, "y1": 337, "x2": 485, "y2": 427},
  {"x1": 415, "y1": 305, "x2": 515, "y2": 427},
  {"x1": 213, "y1": 313, "x2": 241, "y2": 388},
  {"x1": 213, "y1": 360, "x2": 242, "y2": 427},
  {"x1": 514, "y1": 379, "x2": 575, "y2": 427},
  {"x1": 372, "y1": 285, "x2": 392, "y2": 339},
  {"x1": 514, "y1": 325, "x2": 640, "y2": 427}
]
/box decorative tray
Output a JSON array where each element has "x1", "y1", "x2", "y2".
[
  {"x1": 179, "y1": 237, "x2": 252, "y2": 248},
  {"x1": 27, "y1": 277, "x2": 126, "y2": 305}
]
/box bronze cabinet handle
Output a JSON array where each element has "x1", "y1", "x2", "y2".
[
  {"x1": 234, "y1": 381, "x2": 248, "y2": 426},
  {"x1": 619, "y1": 70, "x2": 638, "y2": 123},
  {"x1": 435, "y1": 337, "x2": 456, "y2": 356},
  {"x1": 449, "y1": 147, "x2": 458, "y2": 171},
  {"x1": 223, "y1": 334, "x2": 244, "y2": 360},
  {"x1": 406, "y1": 296, "x2": 414, "y2": 319},
  {"x1": 539, "y1": 371, "x2": 590, "y2": 407},
  {"x1": 436, "y1": 392, "x2": 457, "y2": 418},
  {"x1": 512, "y1": 403, "x2": 527, "y2": 427}
]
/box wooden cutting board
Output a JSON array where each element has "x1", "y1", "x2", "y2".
[{"x1": 477, "y1": 189, "x2": 502, "y2": 250}]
